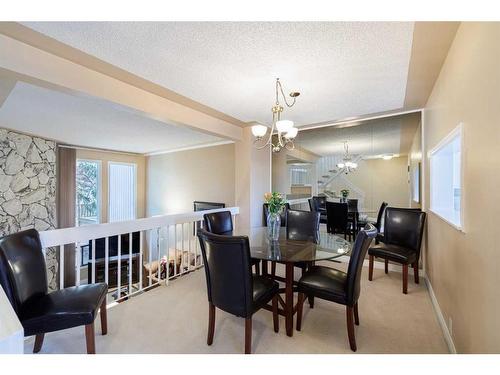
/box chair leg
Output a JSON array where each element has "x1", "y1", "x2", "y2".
[
  {"x1": 271, "y1": 261, "x2": 276, "y2": 277},
  {"x1": 402, "y1": 264, "x2": 408, "y2": 294},
  {"x1": 245, "y1": 318, "x2": 252, "y2": 354},
  {"x1": 33, "y1": 333, "x2": 44, "y2": 353},
  {"x1": 100, "y1": 299, "x2": 108, "y2": 335},
  {"x1": 413, "y1": 262, "x2": 420, "y2": 284},
  {"x1": 272, "y1": 295, "x2": 279, "y2": 333},
  {"x1": 346, "y1": 306, "x2": 357, "y2": 352},
  {"x1": 354, "y1": 302, "x2": 360, "y2": 325},
  {"x1": 254, "y1": 262, "x2": 260, "y2": 275},
  {"x1": 368, "y1": 255, "x2": 374, "y2": 281},
  {"x1": 296, "y1": 292, "x2": 305, "y2": 331},
  {"x1": 384, "y1": 259, "x2": 389, "y2": 274},
  {"x1": 207, "y1": 303, "x2": 216, "y2": 345},
  {"x1": 85, "y1": 323, "x2": 96, "y2": 354}
]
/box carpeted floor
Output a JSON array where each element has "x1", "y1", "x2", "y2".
[{"x1": 24, "y1": 262, "x2": 448, "y2": 354}]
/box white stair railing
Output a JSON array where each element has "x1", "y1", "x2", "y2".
[{"x1": 39, "y1": 207, "x2": 239, "y2": 305}]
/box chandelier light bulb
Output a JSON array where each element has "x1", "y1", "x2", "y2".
[
  {"x1": 251, "y1": 124, "x2": 268, "y2": 138},
  {"x1": 284, "y1": 127, "x2": 298, "y2": 139},
  {"x1": 276, "y1": 120, "x2": 294, "y2": 133}
]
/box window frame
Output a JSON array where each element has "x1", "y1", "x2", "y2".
[
  {"x1": 428, "y1": 123, "x2": 465, "y2": 232},
  {"x1": 75, "y1": 158, "x2": 102, "y2": 226},
  {"x1": 107, "y1": 161, "x2": 137, "y2": 222}
]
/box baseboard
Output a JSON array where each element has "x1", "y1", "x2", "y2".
[{"x1": 425, "y1": 277, "x2": 457, "y2": 354}]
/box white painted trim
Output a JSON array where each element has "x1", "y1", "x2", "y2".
[
  {"x1": 428, "y1": 122, "x2": 465, "y2": 232},
  {"x1": 298, "y1": 108, "x2": 423, "y2": 132},
  {"x1": 146, "y1": 140, "x2": 234, "y2": 156},
  {"x1": 39, "y1": 206, "x2": 240, "y2": 247},
  {"x1": 425, "y1": 277, "x2": 457, "y2": 354},
  {"x1": 59, "y1": 144, "x2": 142, "y2": 156}
]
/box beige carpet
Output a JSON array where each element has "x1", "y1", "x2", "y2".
[{"x1": 24, "y1": 262, "x2": 448, "y2": 354}]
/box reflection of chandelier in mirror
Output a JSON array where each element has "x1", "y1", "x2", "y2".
[
  {"x1": 336, "y1": 141, "x2": 358, "y2": 174},
  {"x1": 251, "y1": 78, "x2": 300, "y2": 153}
]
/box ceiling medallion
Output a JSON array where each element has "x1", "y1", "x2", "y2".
[{"x1": 251, "y1": 78, "x2": 300, "y2": 153}]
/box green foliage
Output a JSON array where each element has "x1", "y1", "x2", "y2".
[
  {"x1": 264, "y1": 192, "x2": 287, "y2": 215},
  {"x1": 76, "y1": 160, "x2": 99, "y2": 214},
  {"x1": 340, "y1": 189, "x2": 350, "y2": 198}
]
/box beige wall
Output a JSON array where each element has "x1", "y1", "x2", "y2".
[
  {"x1": 76, "y1": 149, "x2": 146, "y2": 222},
  {"x1": 235, "y1": 128, "x2": 271, "y2": 230},
  {"x1": 326, "y1": 156, "x2": 410, "y2": 212},
  {"x1": 423, "y1": 22, "x2": 500, "y2": 353},
  {"x1": 147, "y1": 144, "x2": 235, "y2": 215}
]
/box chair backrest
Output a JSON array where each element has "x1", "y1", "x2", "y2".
[
  {"x1": 384, "y1": 208, "x2": 426, "y2": 256},
  {"x1": 203, "y1": 211, "x2": 233, "y2": 235},
  {"x1": 286, "y1": 210, "x2": 320, "y2": 243},
  {"x1": 263, "y1": 202, "x2": 290, "y2": 227},
  {"x1": 375, "y1": 202, "x2": 388, "y2": 230},
  {"x1": 310, "y1": 196, "x2": 326, "y2": 211},
  {"x1": 0, "y1": 229, "x2": 47, "y2": 314},
  {"x1": 347, "y1": 199, "x2": 358, "y2": 212},
  {"x1": 197, "y1": 229, "x2": 253, "y2": 318},
  {"x1": 345, "y1": 223, "x2": 378, "y2": 305},
  {"x1": 326, "y1": 202, "x2": 348, "y2": 232}
]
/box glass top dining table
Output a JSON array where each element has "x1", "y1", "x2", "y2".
[
  {"x1": 234, "y1": 227, "x2": 352, "y2": 263},
  {"x1": 233, "y1": 226, "x2": 352, "y2": 337}
]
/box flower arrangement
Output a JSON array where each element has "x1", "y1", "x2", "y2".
[
  {"x1": 264, "y1": 192, "x2": 287, "y2": 214},
  {"x1": 340, "y1": 189, "x2": 350, "y2": 198}
]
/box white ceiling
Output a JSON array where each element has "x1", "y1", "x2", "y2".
[
  {"x1": 295, "y1": 113, "x2": 420, "y2": 157},
  {"x1": 23, "y1": 22, "x2": 415, "y2": 127},
  {"x1": 0, "y1": 81, "x2": 222, "y2": 154}
]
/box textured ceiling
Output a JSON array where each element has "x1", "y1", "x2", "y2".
[
  {"x1": 23, "y1": 22, "x2": 415, "y2": 127},
  {"x1": 0, "y1": 82, "x2": 222, "y2": 154},
  {"x1": 295, "y1": 113, "x2": 420, "y2": 157}
]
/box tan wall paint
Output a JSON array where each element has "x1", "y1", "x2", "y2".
[
  {"x1": 326, "y1": 156, "x2": 409, "y2": 212},
  {"x1": 147, "y1": 144, "x2": 235, "y2": 215},
  {"x1": 423, "y1": 22, "x2": 500, "y2": 353},
  {"x1": 76, "y1": 149, "x2": 146, "y2": 223}
]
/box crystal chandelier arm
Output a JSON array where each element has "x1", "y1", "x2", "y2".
[{"x1": 276, "y1": 78, "x2": 297, "y2": 108}]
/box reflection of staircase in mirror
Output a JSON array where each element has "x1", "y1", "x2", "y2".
[{"x1": 316, "y1": 154, "x2": 364, "y2": 192}]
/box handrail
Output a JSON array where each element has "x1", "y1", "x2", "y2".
[{"x1": 39, "y1": 207, "x2": 239, "y2": 248}]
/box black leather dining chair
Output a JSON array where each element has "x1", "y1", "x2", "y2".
[
  {"x1": 368, "y1": 208, "x2": 426, "y2": 294},
  {"x1": 286, "y1": 209, "x2": 320, "y2": 243},
  {"x1": 0, "y1": 229, "x2": 108, "y2": 354},
  {"x1": 203, "y1": 211, "x2": 260, "y2": 274},
  {"x1": 308, "y1": 196, "x2": 327, "y2": 224},
  {"x1": 285, "y1": 209, "x2": 321, "y2": 308},
  {"x1": 326, "y1": 201, "x2": 353, "y2": 240},
  {"x1": 296, "y1": 224, "x2": 377, "y2": 352},
  {"x1": 197, "y1": 229, "x2": 279, "y2": 354}
]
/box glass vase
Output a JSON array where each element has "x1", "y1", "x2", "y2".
[{"x1": 267, "y1": 212, "x2": 281, "y2": 241}]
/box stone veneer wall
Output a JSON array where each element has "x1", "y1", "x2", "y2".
[{"x1": 0, "y1": 127, "x2": 58, "y2": 290}]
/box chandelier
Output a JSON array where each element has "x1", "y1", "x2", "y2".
[
  {"x1": 251, "y1": 78, "x2": 300, "y2": 153},
  {"x1": 337, "y1": 141, "x2": 358, "y2": 174}
]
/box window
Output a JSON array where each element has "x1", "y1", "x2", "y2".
[
  {"x1": 108, "y1": 162, "x2": 136, "y2": 222},
  {"x1": 429, "y1": 124, "x2": 463, "y2": 230},
  {"x1": 76, "y1": 159, "x2": 101, "y2": 226}
]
